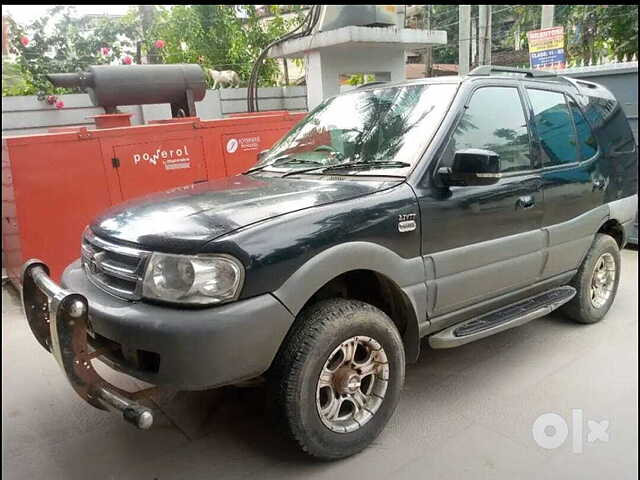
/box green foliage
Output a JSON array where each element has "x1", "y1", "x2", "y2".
[
  {"x1": 494, "y1": 4, "x2": 638, "y2": 66},
  {"x1": 563, "y1": 5, "x2": 639, "y2": 65},
  {"x1": 430, "y1": 5, "x2": 461, "y2": 65},
  {"x1": 347, "y1": 73, "x2": 376, "y2": 86},
  {"x1": 3, "y1": 6, "x2": 140, "y2": 96},
  {"x1": 3, "y1": 5, "x2": 304, "y2": 96},
  {"x1": 428, "y1": 5, "x2": 638, "y2": 67},
  {"x1": 150, "y1": 5, "x2": 300, "y2": 86}
]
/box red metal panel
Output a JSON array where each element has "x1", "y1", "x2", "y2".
[
  {"x1": 2, "y1": 110, "x2": 306, "y2": 287},
  {"x1": 221, "y1": 128, "x2": 291, "y2": 175},
  {"x1": 114, "y1": 137, "x2": 207, "y2": 200},
  {"x1": 6, "y1": 138, "x2": 112, "y2": 283}
]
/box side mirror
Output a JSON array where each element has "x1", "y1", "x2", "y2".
[{"x1": 438, "y1": 148, "x2": 501, "y2": 187}]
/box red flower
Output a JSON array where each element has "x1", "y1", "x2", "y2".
[
  {"x1": 55, "y1": 100, "x2": 64, "y2": 109},
  {"x1": 154, "y1": 39, "x2": 165, "y2": 49},
  {"x1": 46, "y1": 95, "x2": 57, "y2": 105},
  {"x1": 100, "y1": 47, "x2": 111, "y2": 56},
  {"x1": 122, "y1": 55, "x2": 133, "y2": 65},
  {"x1": 20, "y1": 36, "x2": 29, "y2": 47}
]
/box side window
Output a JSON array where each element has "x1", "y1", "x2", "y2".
[
  {"x1": 448, "y1": 87, "x2": 532, "y2": 173},
  {"x1": 568, "y1": 98, "x2": 598, "y2": 160},
  {"x1": 527, "y1": 89, "x2": 578, "y2": 166}
]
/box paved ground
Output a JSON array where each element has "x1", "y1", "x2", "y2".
[{"x1": 2, "y1": 249, "x2": 638, "y2": 480}]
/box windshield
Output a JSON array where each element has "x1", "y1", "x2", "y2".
[{"x1": 255, "y1": 83, "x2": 458, "y2": 175}]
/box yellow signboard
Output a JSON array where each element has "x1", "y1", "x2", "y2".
[
  {"x1": 527, "y1": 26, "x2": 566, "y2": 70},
  {"x1": 527, "y1": 26, "x2": 565, "y2": 53}
]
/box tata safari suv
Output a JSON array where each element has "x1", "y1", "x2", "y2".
[{"x1": 22, "y1": 66, "x2": 637, "y2": 460}]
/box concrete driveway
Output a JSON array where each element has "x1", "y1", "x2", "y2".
[{"x1": 2, "y1": 249, "x2": 638, "y2": 479}]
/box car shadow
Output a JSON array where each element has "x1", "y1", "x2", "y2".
[{"x1": 155, "y1": 309, "x2": 583, "y2": 463}]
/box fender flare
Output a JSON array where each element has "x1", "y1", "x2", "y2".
[{"x1": 272, "y1": 242, "x2": 427, "y2": 362}]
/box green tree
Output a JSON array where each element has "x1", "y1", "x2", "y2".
[
  {"x1": 3, "y1": 5, "x2": 304, "y2": 96},
  {"x1": 563, "y1": 5, "x2": 638, "y2": 64},
  {"x1": 151, "y1": 5, "x2": 303, "y2": 86},
  {"x1": 3, "y1": 6, "x2": 139, "y2": 96},
  {"x1": 347, "y1": 73, "x2": 376, "y2": 86},
  {"x1": 430, "y1": 5, "x2": 460, "y2": 65},
  {"x1": 496, "y1": 4, "x2": 637, "y2": 66},
  {"x1": 428, "y1": 5, "x2": 638, "y2": 67}
]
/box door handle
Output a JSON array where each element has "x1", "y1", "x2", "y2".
[{"x1": 516, "y1": 195, "x2": 535, "y2": 210}]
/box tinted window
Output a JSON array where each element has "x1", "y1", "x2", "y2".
[
  {"x1": 527, "y1": 89, "x2": 578, "y2": 166},
  {"x1": 449, "y1": 87, "x2": 531, "y2": 173},
  {"x1": 568, "y1": 98, "x2": 598, "y2": 160},
  {"x1": 585, "y1": 96, "x2": 635, "y2": 153}
]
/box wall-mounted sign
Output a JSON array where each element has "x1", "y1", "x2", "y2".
[
  {"x1": 225, "y1": 135, "x2": 261, "y2": 154},
  {"x1": 527, "y1": 26, "x2": 566, "y2": 70}
]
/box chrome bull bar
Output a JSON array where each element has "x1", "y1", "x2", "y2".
[{"x1": 21, "y1": 259, "x2": 154, "y2": 430}]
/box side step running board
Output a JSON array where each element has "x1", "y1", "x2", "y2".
[{"x1": 428, "y1": 286, "x2": 576, "y2": 349}]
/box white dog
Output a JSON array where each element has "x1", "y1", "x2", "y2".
[{"x1": 208, "y1": 69, "x2": 241, "y2": 89}]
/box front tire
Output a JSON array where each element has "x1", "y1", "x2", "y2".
[
  {"x1": 561, "y1": 233, "x2": 621, "y2": 324},
  {"x1": 268, "y1": 298, "x2": 405, "y2": 460}
]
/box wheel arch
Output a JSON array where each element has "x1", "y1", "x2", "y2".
[
  {"x1": 597, "y1": 218, "x2": 624, "y2": 248},
  {"x1": 604, "y1": 194, "x2": 638, "y2": 248},
  {"x1": 272, "y1": 242, "x2": 427, "y2": 362}
]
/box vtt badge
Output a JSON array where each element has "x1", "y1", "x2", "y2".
[{"x1": 398, "y1": 213, "x2": 417, "y2": 233}]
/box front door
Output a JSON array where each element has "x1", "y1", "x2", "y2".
[{"x1": 416, "y1": 84, "x2": 545, "y2": 317}]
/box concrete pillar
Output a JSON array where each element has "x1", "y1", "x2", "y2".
[
  {"x1": 478, "y1": 6, "x2": 487, "y2": 66},
  {"x1": 305, "y1": 51, "x2": 330, "y2": 111},
  {"x1": 471, "y1": 18, "x2": 477, "y2": 67},
  {"x1": 486, "y1": 6, "x2": 492, "y2": 65},
  {"x1": 541, "y1": 5, "x2": 555, "y2": 29},
  {"x1": 304, "y1": 46, "x2": 407, "y2": 110},
  {"x1": 459, "y1": 6, "x2": 471, "y2": 75},
  {"x1": 268, "y1": 26, "x2": 447, "y2": 111}
]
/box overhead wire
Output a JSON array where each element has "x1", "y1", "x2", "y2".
[{"x1": 247, "y1": 5, "x2": 321, "y2": 112}]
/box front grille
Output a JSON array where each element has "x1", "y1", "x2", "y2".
[{"x1": 81, "y1": 228, "x2": 150, "y2": 300}]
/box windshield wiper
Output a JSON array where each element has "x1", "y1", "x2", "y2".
[
  {"x1": 273, "y1": 158, "x2": 324, "y2": 167},
  {"x1": 320, "y1": 161, "x2": 411, "y2": 173},
  {"x1": 244, "y1": 164, "x2": 271, "y2": 174},
  {"x1": 244, "y1": 156, "x2": 322, "y2": 174}
]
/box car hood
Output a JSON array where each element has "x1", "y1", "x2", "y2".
[{"x1": 91, "y1": 174, "x2": 401, "y2": 252}]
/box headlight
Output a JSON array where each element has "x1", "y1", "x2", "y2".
[{"x1": 142, "y1": 253, "x2": 244, "y2": 305}]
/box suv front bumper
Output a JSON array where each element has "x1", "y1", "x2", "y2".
[
  {"x1": 22, "y1": 259, "x2": 155, "y2": 429},
  {"x1": 22, "y1": 259, "x2": 294, "y2": 427}
]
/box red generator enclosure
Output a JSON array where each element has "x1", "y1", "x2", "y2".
[{"x1": 2, "y1": 111, "x2": 305, "y2": 286}]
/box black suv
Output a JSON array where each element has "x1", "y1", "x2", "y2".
[{"x1": 23, "y1": 66, "x2": 637, "y2": 460}]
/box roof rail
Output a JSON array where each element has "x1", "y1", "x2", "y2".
[
  {"x1": 356, "y1": 81, "x2": 387, "y2": 89},
  {"x1": 467, "y1": 65, "x2": 557, "y2": 78}
]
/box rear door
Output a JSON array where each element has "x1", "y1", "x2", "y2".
[
  {"x1": 524, "y1": 87, "x2": 605, "y2": 279},
  {"x1": 416, "y1": 82, "x2": 545, "y2": 317}
]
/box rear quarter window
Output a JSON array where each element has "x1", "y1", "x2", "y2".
[
  {"x1": 568, "y1": 98, "x2": 598, "y2": 160},
  {"x1": 582, "y1": 95, "x2": 635, "y2": 153},
  {"x1": 527, "y1": 89, "x2": 578, "y2": 166}
]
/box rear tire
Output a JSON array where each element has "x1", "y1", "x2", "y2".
[
  {"x1": 267, "y1": 298, "x2": 405, "y2": 460},
  {"x1": 561, "y1": 233, "x2": 621, "y2": 324}
]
